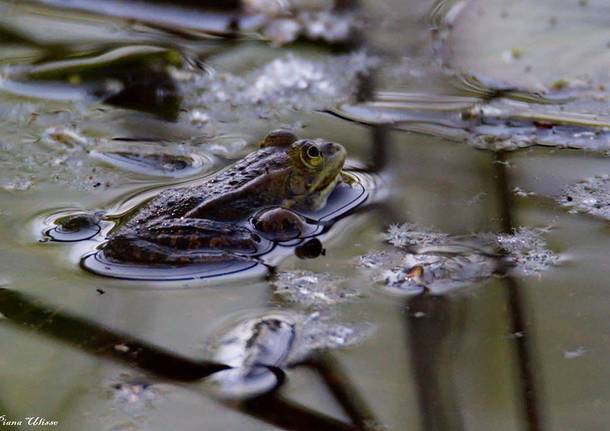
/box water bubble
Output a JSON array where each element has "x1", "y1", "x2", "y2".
[{"x1": 42, "y1": 210, "x2": 103, "y2": 242}]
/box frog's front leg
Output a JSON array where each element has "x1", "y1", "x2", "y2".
[{"x1": 103, "y1": 218, "x2": 262, "y2": 265}]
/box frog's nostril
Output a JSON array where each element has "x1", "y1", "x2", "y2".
[{"x1": 324, "y1": 143, "x2": 340, "y2": 155}]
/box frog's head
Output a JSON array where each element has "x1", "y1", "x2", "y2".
[{"x1": 261, "y1": 131, "x2": 346, "y2": 210}]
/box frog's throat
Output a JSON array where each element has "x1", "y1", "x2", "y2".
[
  {"x1": 310, "y1": 172, "x2": 343, "y2": 210},
  {"x1": 321, "y1": 172, "x2": 343, "y2": 196},
  {"x1": 282, "y1": 172, "x2": 343, "y2": 211}
]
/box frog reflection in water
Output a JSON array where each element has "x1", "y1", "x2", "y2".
[{"x1": 103, "y1": 131, "x2": 347, "y2": 264}]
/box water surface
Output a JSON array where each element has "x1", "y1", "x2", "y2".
[{"x1": 0, "y1": 1, "x2": 609, "y2": 430}]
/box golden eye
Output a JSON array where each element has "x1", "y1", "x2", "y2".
[{"x1": 301, "y1": 144, "x2": 322, "y2": 169}]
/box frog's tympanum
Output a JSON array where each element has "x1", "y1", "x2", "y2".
[{"x1": 102, "y1": 131, "x2": 347, "y2": 264}]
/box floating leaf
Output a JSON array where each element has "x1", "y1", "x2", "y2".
[{"x1": 441, "y1": 0, "x2": 610, "y2": 88}]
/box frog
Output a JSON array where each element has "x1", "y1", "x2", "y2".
[{"x1": 102, "y1": 130, "x2": 347, "y2": 265}]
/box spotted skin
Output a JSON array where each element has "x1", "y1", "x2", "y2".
[{"x1": 102, "y1": 131, "x2": 346, "y2": 265}]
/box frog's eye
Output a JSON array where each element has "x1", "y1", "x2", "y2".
[{"x1": 301, "y1": 144, "x2": 322, "y2": 169}]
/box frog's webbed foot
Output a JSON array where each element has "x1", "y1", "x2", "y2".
[
  {"x1": 103, "y1": 218, "x2": 261, "y2": 265},
  {"x1": 341, "y1": 171, "x2": 357, "y2": 186}
]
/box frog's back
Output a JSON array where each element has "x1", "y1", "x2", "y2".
[{"x1": 117, "y1": 147, "x2": 289, "y2": 229}]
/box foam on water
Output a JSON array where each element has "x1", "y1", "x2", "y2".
[
  {"x1": 178, "y1": 52, "x2": 376, "y2": 133},
  {"x1": 273, "y1": 270, "x2": 361, "y2": 307},
  {"x1": 385, "y1": 223, "x2": 450, "y2": 249},
  {"x1": 291, "y1": 311, "x2": 373, "y2": 361},
  {"x1": 361, "y1": 223, "x2": 559, "y2": 294},
  {"x1": 495, "y1": 227, "x2": 561, "y2": 275},
  {"x1": 558, "y1": 175, "x2": 610, "y2": 220}
]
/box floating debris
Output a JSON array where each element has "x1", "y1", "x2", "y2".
[
  {"x1": 361, "y1": 246, "x2": 498, "y2": 294},
  {"x1": 361, "y1": 224, "x2": 558, "y2": 294},
  {"x1": 563, "y1": 347, "x2": 587, "y2": 359},
  {"x1": 113, "y1": 344, "x2": 130, "y2": 353},
  {"x1": 385, "y1": 223, "x2": 449, "y2": 249},
  {"x1": 14, "y1": 0, "x2": 359, "y2": 47},
  {"x1": 1, "y1": 177, "x2": 33, "y2": 192},
  {"x1": 465, "y1": 98, "x2": 610, "y2": 152},
  {"x1": 40, "y1": 126, "x2": 91, "y2": 151},
  {"x1": 273, "y1": 270, "x2": 360, "y2": 307},
  {"x1": 336, "y1": 92, "x2": 610, "y2": 153},
  {"x1": 513, "y1": 186, "x2": 536, "y2": 197},
  {"x1": 205, "y1": 312, "x2": 296, "y2": 399},
  {"x1": 261, "y1": 9, "x2": 358, "y2": 46},
  {"x1": 388, "y1": 253, "x2": 497, "y2": 294},
  {"x1": 292, "y1": 311, "x2": 373, "y2": 361},
  {"x1": 0, "y1": 50, "x2": 372, "y2": 193},
  {"x1": 559, "y1": 175, "x2": 610, "y2": 220},
  {"x1": 204, "y1": 310, "x2": 371, "y2": 397},
  {"x1": 359, "y1": 249, "x2": 404, "y2": 270},
  {"x1": 105, "y1": 375, "x2": 162, "y2": 414},
  {"x1": 209, "y1": 312, "x2": 297, "y2": 370},
  {"x1": 495, "y1": 227, "x2": 560, "y2": 275}
]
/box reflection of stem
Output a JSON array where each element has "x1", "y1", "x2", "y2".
[
  {"x1": 355, "y1": 62, "x2": 390, "y2": 175},
  {"x1": 238, "y1": 394, "x2": 359, "y2": 431},
  {"x1": 493, "y1": 151, "x2": 544, "y2": 431},
  {"x1": 305, "y1": 353, "x2": 383, "y2": 431},
  {"x1": 0, "y1": 288, "x2": 362, "y2": 431},
  {"x1": 0, "y1": 288, "x2": 228, "y2": 381},
  {"x1": 369, "y1": 124, "x2": 390, "y2": 174},
  {"x1": 406, "y1": 294, "x2": 464, "y2": 431}
]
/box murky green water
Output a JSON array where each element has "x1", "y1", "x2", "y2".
[{"x1": 1, "y1": 1, "x2": 610, "y2": 430}]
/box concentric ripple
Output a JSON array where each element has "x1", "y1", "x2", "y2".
[{"x1": 77, "y1": 170, "x2": 372, "y2": 281}]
